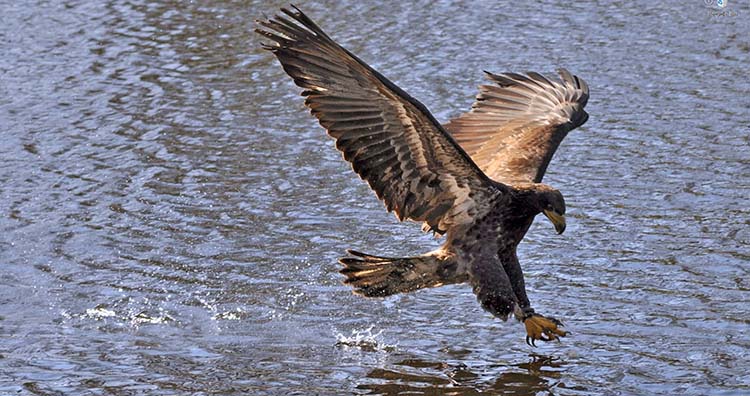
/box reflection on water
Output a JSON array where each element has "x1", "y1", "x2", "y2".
[
  {"x1": 1, "y1": 0, "x2": 749, "y2": 395},
  {"x1": 359, "y1": 354, "x2": 563, "y2": 395}
]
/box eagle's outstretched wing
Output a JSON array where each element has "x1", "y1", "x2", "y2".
[
  {"x1": 256, "y1": 7, "x2": 502, "y2": 234},
  {"x1": 444, "y1": 69, "x2": 589, "y2": 184}
]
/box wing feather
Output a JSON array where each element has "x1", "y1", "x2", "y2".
[
  {"x1": 444, "y1": 69, "x2": 589, "y2": 184},
  {"x1": 257, "y1": 6, "x2": 502, "y2": 233}
]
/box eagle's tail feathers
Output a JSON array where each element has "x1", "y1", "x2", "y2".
[{"x1": 338, "y1": 250, "x2": 463, "y2": 297}]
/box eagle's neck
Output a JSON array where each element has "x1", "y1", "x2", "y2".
[{"x1": 508, "y1": 183, "x2": 552, "y2": 217}]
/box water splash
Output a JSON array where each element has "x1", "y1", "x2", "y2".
[
  {"x1": 70, "y1": 302, "x2": 175, "y2": 327},
  {"x1": 212, "y1": 307, "x2": 246, "y2": 321},
  {"x1": 83, "y1": 306, "x2": 116, "y2": 320},
  {"x1": 334, "y1": 326, "x2": 397, "y2": 352},
  {"x1": 130, "y1": 310, "x2": 174, "y2": 325}
]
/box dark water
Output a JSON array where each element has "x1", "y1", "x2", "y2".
[{"x1": 1, "y1": 0, "x2": 749, "y2": 394}]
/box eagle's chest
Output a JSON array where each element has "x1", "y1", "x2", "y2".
[
  {"x1": 484, "y1": 204, "x2": 535, "y2": 246},
  {"x1": 455, "y1": 196, "x2": 531, "y2": 240},
  {"x1": 449, "y1": 202, "x2": 534, "y2": 274}
]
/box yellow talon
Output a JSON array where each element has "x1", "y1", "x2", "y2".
[{"x1": 523, "y1": 314, "x2": 567, "y2": 346}]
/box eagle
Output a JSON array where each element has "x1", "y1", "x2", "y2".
[{"x1": 256, "y1": 6, "x2": 589, "y2": 346}]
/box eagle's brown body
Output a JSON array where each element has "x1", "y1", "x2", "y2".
[{"x1": 257, "y1": 6, "x2": 589, "y2": 345}]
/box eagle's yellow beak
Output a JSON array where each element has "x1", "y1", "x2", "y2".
[{"x1": 543, "y1": 210, "x2": 566, "y2": 234}]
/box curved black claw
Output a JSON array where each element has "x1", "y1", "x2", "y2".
[{"x1": 527, "y1": 334, "x2": 553, "y2": 347}]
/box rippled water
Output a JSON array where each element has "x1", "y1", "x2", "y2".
[{"x1": 1, "y1": 0, "x2": 748, "y2": 394}]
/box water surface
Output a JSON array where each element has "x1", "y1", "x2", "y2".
[{"x1": 1, "y1": 0, "x2": 749, "y2": 394}]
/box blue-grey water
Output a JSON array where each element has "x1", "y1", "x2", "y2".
[{"x1": 1, "y1": 0, "x2": 749, "y2": 395}]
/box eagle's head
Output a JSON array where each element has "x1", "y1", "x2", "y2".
[
  {"x1": 519, "y1": 184, "x2": 566, "y2": 235},
  {"x1": 537, "y1": 187, "x2": 566, "y2": 235}
]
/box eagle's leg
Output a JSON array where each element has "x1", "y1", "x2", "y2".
[{"x1": 503, "y1": 248, "x2": 567, "y2": 346}]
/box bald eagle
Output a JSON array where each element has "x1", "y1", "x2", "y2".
[{"x1": 256, "y1": 6, "x2": 589, "y2": 346}]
